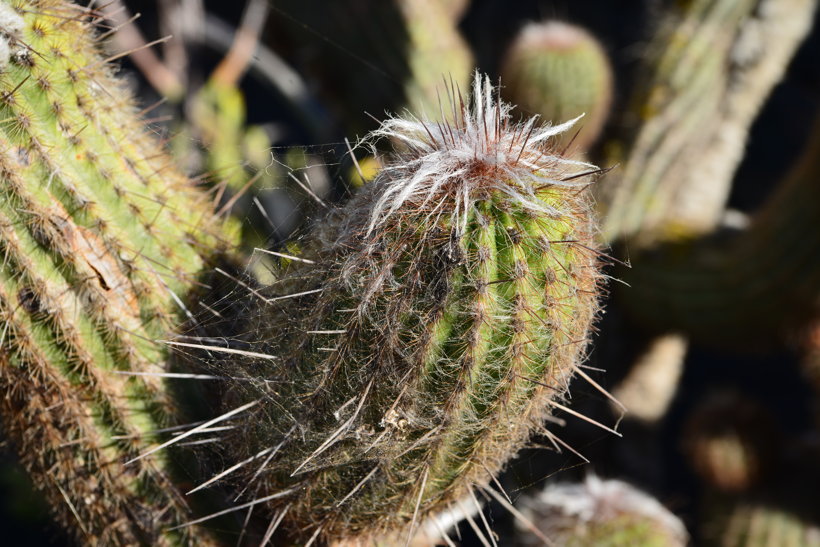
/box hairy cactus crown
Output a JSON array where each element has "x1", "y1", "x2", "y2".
[{"x1": 365, "y1": 74, "x2": 594, "y2": 237}]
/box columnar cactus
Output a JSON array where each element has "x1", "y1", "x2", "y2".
[
  {"x1": 599, "y1": 0, "x2": 817, "y2": 243},
  {"x1": 620, "y1": 113, "x2": 820, "y2": 346},
  {"x1": 208, "y1": 74, "x2": 605, "y2": 542},
  {"x1": 0, "y1": 1, "x2": 234, "y2": 543}
]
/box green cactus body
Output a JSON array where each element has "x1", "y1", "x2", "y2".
[
  {"x1": 0, "y1": 1, "x2": 234, "y2": 543},
  {"x1": 211, "y1": 75, "x2": 602, "y2": 542},
  {"x1": 501, "y1": 21, "x2": 613, "y2": 152},
  {"x1": 515, "y1": 476, "x2": 689, "y2": 547}
]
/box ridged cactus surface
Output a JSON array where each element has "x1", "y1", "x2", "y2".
[
  {"x1": 209, "y1": 75, "x2": 604, "y2": 542},
  {"x1": 706, "y1": 500, "x2": 820, "y2": 547},
  {"x1": 0, "y1": 1, "x2": 232, "y2": 543}
]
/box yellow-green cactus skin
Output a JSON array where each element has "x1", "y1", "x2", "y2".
[{"x1": 0, "y1": 1, "x2": 234, "y2": 544}]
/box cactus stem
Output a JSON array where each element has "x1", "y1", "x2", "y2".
[{"x1": 199, "y1": 72, "x2": 607, "y2": 542}]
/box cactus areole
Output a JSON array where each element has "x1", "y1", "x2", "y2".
[{"x1": 211, "y1": 74, "x2": 605, "y2": 541}]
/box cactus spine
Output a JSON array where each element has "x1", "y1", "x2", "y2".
[
  {"x1": 0, "y1": 1, "x2": 234, "y2": 543},
  {"x1": 210, "y1": 74, "x2": 604, "y2": 542}
]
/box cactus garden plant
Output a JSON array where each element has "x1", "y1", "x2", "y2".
[
  {"x1": 1, "y1": 0, "x2": 820, "y2": 545},
  {"x1": 500, "y1": 20, "x2": 613, "y2": 152},
  {"x1": 205, "y1": 74, "x2": 607, "y2": 542},
  {"x1": 0, "y1": 0, "x2": 235, "y2": 543},
  {"x1": 515, "y1": 475, "x2": 688, "y2": 547}
]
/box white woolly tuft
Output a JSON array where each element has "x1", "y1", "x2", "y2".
[
  {"x1": 0, "y1": 3, "x2": 25, "y2": 38},
  {"x1": 0, "y1": 2, "x2": 26, "y2": 71},
  {"x1": 518, "y1": 474, "x2": 689, "y2": 545},
  {"x1": 362, "y1": 72, "x2": 597, "y2": 238}
]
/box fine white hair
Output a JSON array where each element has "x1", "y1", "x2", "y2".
[{"x1": 362, "y1": 73, "x2": 597, "y2": 238}]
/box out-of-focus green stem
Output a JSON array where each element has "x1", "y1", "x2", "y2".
[
  {"x1": 620, "y1": 114, "x2": 820, "y2": 346},
  {"x1": 599, "y1": 0, "x2": 817, "y2": 245}
]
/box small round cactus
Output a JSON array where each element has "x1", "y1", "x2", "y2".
[
  {"x1": 514, "y1": 475, "x2": 688, "y2": 547},
  {"x1": 204, "y1": 74, "x2": 606, "y2": 542},
  {"x1": 501, "y1": 21, "x2": 614, "y2": 152}
]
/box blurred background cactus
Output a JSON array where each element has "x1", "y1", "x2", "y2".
[{"x1": 1, "y1": 0, "x2": 820, "y2": 545}]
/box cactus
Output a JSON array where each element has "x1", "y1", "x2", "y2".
[
  {"x1": 698, "y1": 438, "x2": 820, "y2": 547},
  {"x1": 610, "y1": 333, "x2": 687, "y2": 423},
  {"x1": 2, "y1": 0, "x2": 820, "y2": 544},
  {"x1": 713, "y1": 502, "x2": 820, "y2": 547},
  {"x1": 500, "y1": 21, "x2": 614, "y2": 153},
  {"x1": 598, "y1": 0, "x2": 817, "y2": 244},
  {"x1": 203, "y1": 74, "x2": 605, "y2": 542},
  {"x1": 514, "y1": 475, "x2": 688, "y2": 547},
  {"x1": 619, "y1": 111, "x2": 820, "y2": 347},
  {"x1": 0, "y1": 0, "x2": 235, "y2": 543}
]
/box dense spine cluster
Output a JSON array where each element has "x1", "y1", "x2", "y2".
[
  {"x1": 212, "y1": 75, "x2": 604, "y2": 542},
  {"x1": 0, "y1": 1, "x2": 233, "y2": 543}
]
